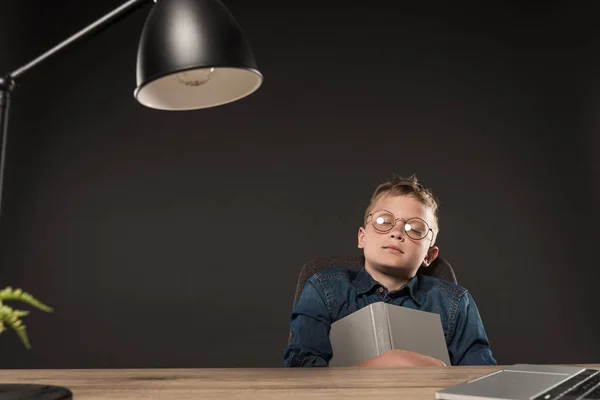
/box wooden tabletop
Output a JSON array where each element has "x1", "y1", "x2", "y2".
[{"x1": 1, "y1": 365, "x2": 599, "y2": 399}]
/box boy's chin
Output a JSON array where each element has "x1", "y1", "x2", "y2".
[
  {"x1": 365, "y1": 253, "x2": 419, "y2": 274},
  {"x1": 372, "y1": 262, "x2": 418, "y2": 276}
]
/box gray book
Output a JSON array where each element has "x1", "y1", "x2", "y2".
[{"x1": 328, "y1": 301, "x2": 451, "y2": 366}]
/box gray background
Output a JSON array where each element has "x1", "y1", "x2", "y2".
[{"x1": 0, "y1": 0, "x2": 599, "y2": 368}]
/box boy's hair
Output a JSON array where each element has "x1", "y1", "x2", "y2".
[{"x1": 364, "y1": 174, "x2": 440, "y2": 238}]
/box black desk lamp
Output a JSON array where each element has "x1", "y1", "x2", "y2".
[{"x1": 0, "y1": 0, "x2": 263, "y2": 219}]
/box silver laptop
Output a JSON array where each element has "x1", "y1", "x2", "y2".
[{"x1": 436, "y1": 364, "x2": 600, "y2": 400}]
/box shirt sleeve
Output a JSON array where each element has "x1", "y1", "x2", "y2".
[
  {"x1": 448, "y1": 291, "x2": 497, "y2": 366},
  {"x1": 283, "y1": 276, "x2": 333, "y2": 367}
]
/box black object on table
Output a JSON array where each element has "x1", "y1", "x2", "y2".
[{"x1": 0, "y1": 384, "x2": 72, "y2": 400}]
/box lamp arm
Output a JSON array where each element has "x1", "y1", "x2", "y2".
[
  {"x1": 11, "y1": 0, "x2": 151, "y2": 80},
  {"x1": 0, "y1": 0, "x2": 151, "y2": 220}
]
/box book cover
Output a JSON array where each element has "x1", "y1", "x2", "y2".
[{"x1": 329, "y1": 302, "x2": 451, "y2": 366}]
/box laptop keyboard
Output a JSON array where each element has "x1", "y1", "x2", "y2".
[{"x1": 533, "y1": 369, "x2": 600, "y2": 400}]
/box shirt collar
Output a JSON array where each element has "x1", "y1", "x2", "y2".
[{"x1": 352, "y1": 267, "x2": 421, "y2": 306}]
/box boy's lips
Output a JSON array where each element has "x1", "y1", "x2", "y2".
[{"x1": 383, "y1": 245, "x2": 404, "y2": 254}]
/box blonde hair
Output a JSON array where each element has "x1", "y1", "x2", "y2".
[{"x1": 364, "y1": 174, "x2": 440, "y2": 235}]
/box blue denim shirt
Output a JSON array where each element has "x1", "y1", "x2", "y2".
[{"x1": 284, "y1": 267, "x2": 496, "y2": 367}]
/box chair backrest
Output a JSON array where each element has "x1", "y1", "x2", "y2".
[{"x1": 291, "y1": 255, "x2": 457, "y2": 310}]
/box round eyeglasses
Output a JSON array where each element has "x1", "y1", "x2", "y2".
[{"x1": 367, "y1": 210, "x2": 434, "y2": 241}]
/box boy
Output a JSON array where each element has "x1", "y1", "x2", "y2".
[{"x1": 284, "y1": 175, "x2": 496, "y2": 367}]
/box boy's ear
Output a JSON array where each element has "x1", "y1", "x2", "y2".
[
  {"x1": 422, "y1": 246, "x2": 439, "y2": 267},
  {"x1": 357, "y1": 227, "x2": 366, "y2": 249}
]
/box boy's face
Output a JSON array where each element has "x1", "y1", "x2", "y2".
[{"x1": 357, "y1": 194, "x2": 439, "y2": 278}]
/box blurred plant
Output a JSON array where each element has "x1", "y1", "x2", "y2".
[{"x1": 0, "y1": 287, "x2": 52, "y2": 349}]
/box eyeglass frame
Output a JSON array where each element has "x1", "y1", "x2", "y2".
[{"x1": 366, "y1": 209, "x2": 435, "y2": 243}]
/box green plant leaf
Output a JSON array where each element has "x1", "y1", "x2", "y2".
[
  {"x1": 0, "y1": 287, "x2": 53, "y2": 312},
  {"x1": 0, "y1": 304, "x2": 31, "y2": 349}
]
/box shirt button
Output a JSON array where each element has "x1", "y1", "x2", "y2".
[{"x1": 378, "y1": 287, "x2": 384, "y2": 293}]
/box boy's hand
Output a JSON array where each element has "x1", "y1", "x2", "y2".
[{"x1": 351, "y1": 349, "x2": 447, "y2": 367}]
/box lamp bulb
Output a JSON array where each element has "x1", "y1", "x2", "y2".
[{"x1": 175, "y1": 68, "x2": 215, "y2": 87}]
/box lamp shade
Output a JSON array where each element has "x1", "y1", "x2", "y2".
[{"x1": 134, "y1": 0, "x2": 262, "y2": 110}]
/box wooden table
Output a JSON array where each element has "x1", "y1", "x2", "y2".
[{"x1": 1, "y1": 365, "x2": 599, "y2": 399}]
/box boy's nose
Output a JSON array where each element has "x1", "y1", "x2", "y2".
[{"x1": 389, "y1": 228, "x2": 405, "y2": 241}]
